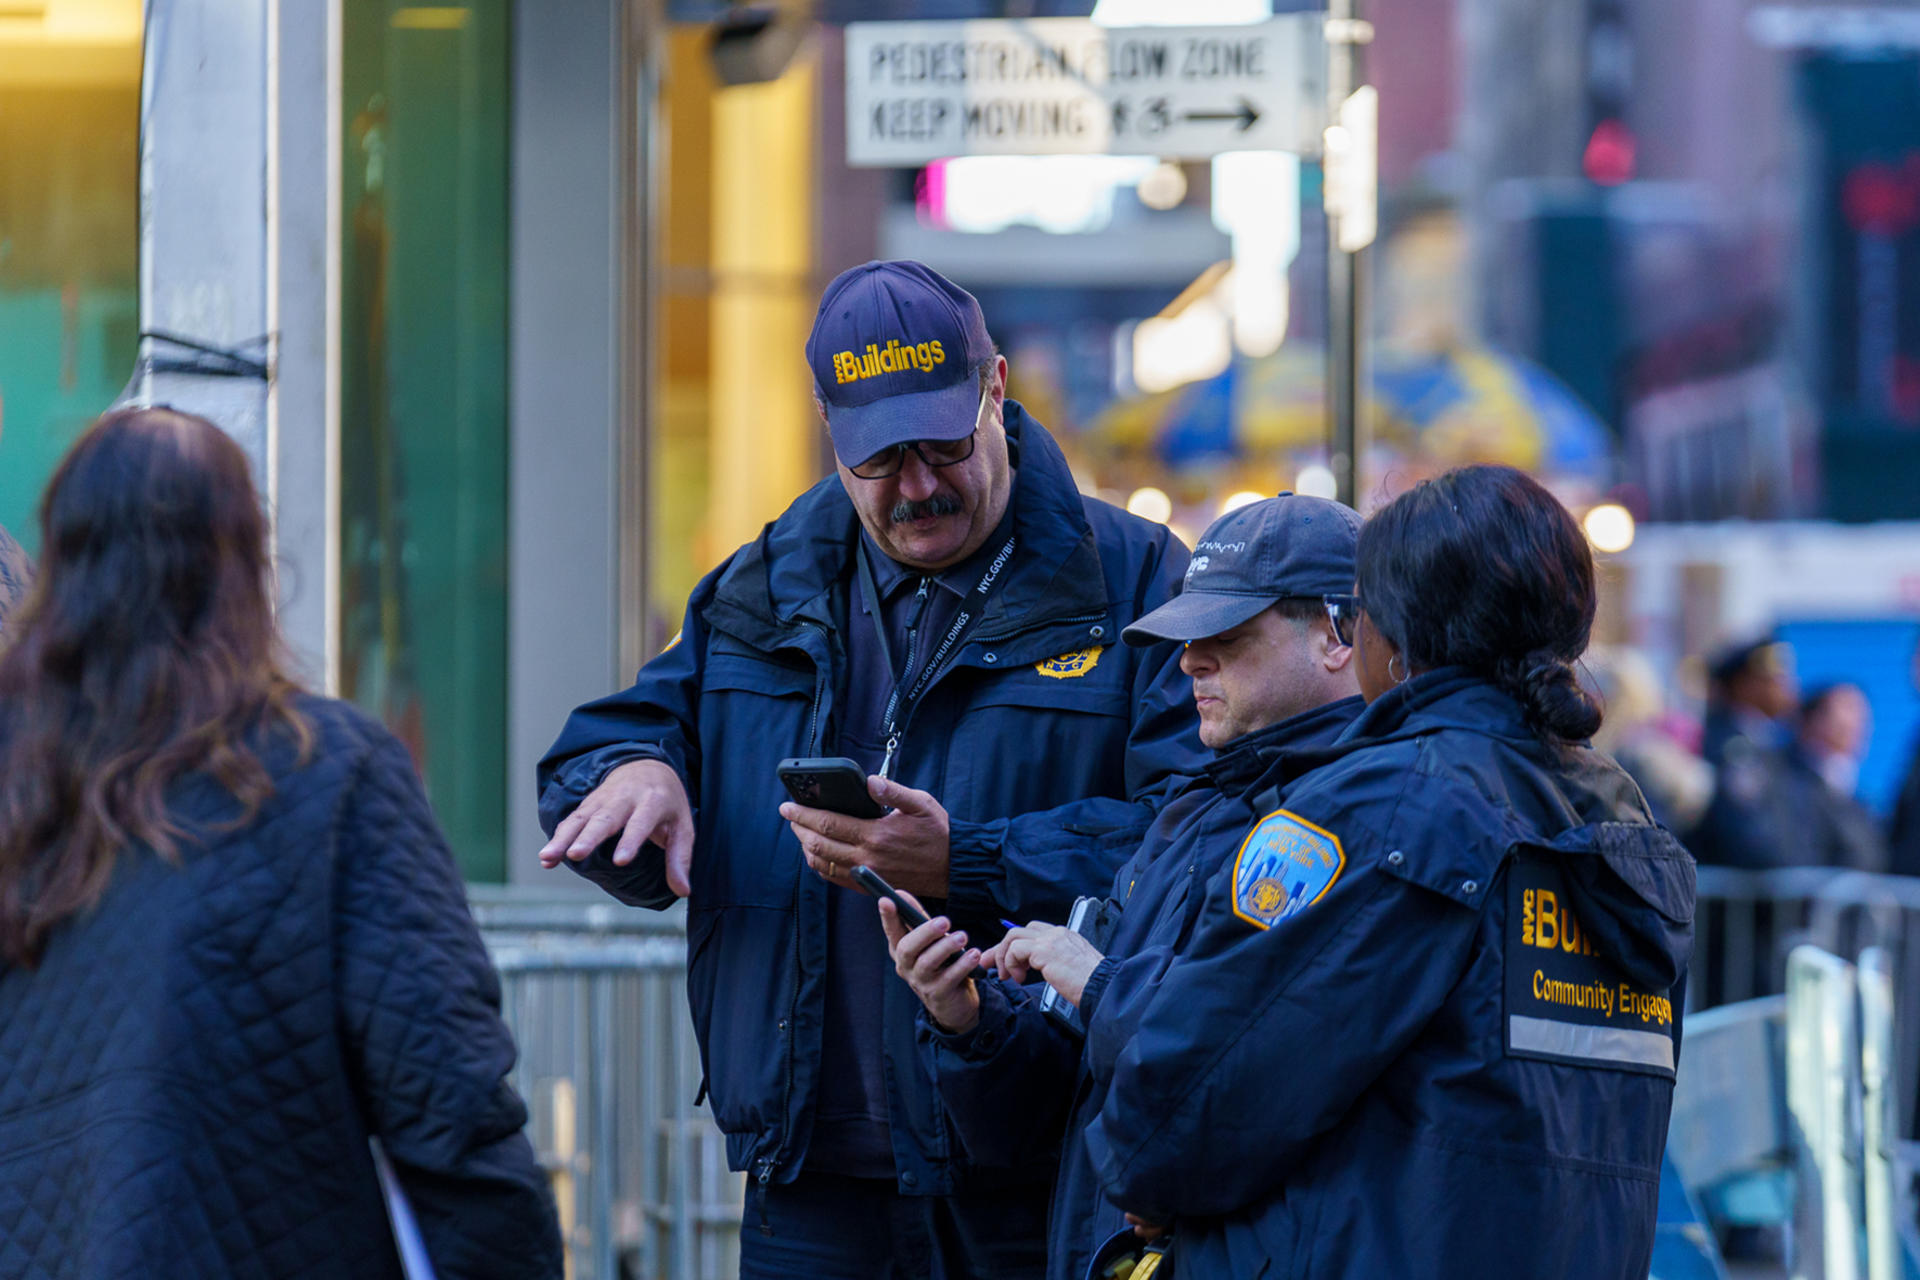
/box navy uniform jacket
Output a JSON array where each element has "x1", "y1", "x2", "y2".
[
  {"x1": 1084, "y1": 670, "x2": 1695, "y2": 1280},
  {"x1": 535, "y1": 404, "x2": 1206, "y2": 1199},
  {"x1": 922, "y1": 695, "x2": 1365, "y2": 1280}
]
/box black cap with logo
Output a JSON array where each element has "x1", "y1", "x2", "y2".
[{"x1": 1122, "y1": 492, "x2": 1361, "y2": 646}]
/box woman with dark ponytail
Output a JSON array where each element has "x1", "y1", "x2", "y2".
[
  {"x1": 1081, "y1": 465, "x2": 1695, "y2": 1280},
  {"x1": 1351, "y1": 463, "x2": 1603, "y2": 740}
]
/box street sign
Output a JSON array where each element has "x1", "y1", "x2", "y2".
[{"x1": 844, "y1": 16, "x2": 1328, "y2": 167}]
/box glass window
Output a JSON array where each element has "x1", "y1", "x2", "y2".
[
  {"x1": 0, "y1": 1, "x2": 142, "y2": 553},
  {"x1": 340, "y1": 0, "x2": 510, "y2": 882}
]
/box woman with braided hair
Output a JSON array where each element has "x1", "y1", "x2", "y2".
[{"x1": 1078, "y1": 464, "x2": 1695, "y2": 1279}]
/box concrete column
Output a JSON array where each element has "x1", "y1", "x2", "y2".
[
  {"x1": 139, "y1": 0, "x2": 338, "y2": 688},
  {"x1": 508, "y1": 0, "x2": 630, "y2": 882}
]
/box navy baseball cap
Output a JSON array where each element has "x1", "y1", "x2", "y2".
[
  {"x1": 806, "y1": 260, "x2": 997, "y2": 468},
  {"x1": 1123, "y1": 493, "x2": 1361, "y2": 646}
]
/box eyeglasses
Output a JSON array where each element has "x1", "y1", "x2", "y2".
[
  {"x1": 847, "y1": 390, "x2": 991, "y2": 480},
  {"x1": 1322, "y1": 594, "x2": 1362, "y2": 648}
]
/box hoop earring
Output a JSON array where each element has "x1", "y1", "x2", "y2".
[{"x1": 1388, "y1": 654, "x2": 1408, "y2": 685}]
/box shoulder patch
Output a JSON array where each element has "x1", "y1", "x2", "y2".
[
  {"x1": 1036, "y1": 645, "x2": 1104, "y2": 679},
  {"x1": 1231, "y1": 809, "x2": 1345, "y2": 930}
]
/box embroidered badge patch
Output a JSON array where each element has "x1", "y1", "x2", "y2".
[
  {"x1": 1231, "y1": 809, "x2": 1345, "y2": 930},
  {"x1": 1504, "y1": 858, "x2": 1676, "y2": 1078},
  {"x1": 1035, "y1": 646, "x2": 1104, "y2": 679}
]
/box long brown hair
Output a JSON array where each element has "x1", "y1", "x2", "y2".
[{"x1": 0, "y1": 408, "x2": 310, "y2": 966}]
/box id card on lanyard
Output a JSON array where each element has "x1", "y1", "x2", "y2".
[{"x1": 856, "y1": 532, "x2": 1018, "y2": 782}]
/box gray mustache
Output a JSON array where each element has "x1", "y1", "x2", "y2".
[{"x1": 891, "y1": 494, "x2": 963, "y2": 524}]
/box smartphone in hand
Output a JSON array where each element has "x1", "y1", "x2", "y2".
[
  {"x1": 852, "y1": 864, "x2": 989, "y2": 980},
  {"x1": 777, "y1": 757, "x2": 887, "y2": 819}
]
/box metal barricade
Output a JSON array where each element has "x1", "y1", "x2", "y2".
[
  {"x1": 1860, "y1": 948, "x2": 1901, "y2": 1280},
  {"x1": 1695, "y1": 868, "x2": 1920, "y2": 1143},
  {"x1": 1787, "y1": 945, "x2": 1865, "y2": 1280},
  {"x1": 471, "y1": 891, "x2": 742, "y2": 1280}
]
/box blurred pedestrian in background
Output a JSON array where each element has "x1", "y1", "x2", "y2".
[
  {"x1": 1783, "y1": 683, "x2": 1887, "y2": 872},
  {"x1": 1700, "y1": 638, "x2": 1797, "y2": 765},
  {"x1": 1585, "y1": 644, "x2": 1716, "y2": 836},
  {"x1": 0, "y1": 408, "x2": 562, "y2": 1279},
  {"x1": 1078, "y1": 465, "x2": 1692, "y2": 1280},
  {"x1": 1692, "y1": 638, "x2": 1800, "y2": 868}
]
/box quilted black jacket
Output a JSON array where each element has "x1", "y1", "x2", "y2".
[{"x1": 0, "y1": 695, "x2": 562, "y2": 1279}]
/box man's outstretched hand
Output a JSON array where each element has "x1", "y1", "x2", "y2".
[{"x1": 538, "y1": 759, "x2": 696, "y2": 896}]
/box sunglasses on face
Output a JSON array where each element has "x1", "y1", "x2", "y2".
[{"x1": 1322, "y1": 594, "x2": 1361, "y2": 648}]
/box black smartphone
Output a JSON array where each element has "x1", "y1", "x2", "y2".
[
  {"x1": 850, "y1": 864, "x2": 929, "y2": 927},
  {"x1": 776, "y1": 757, "x2": 886, "y2": 819},
  {"x1": 852, "y1": 865, "x2": 990, "y2": 980}
]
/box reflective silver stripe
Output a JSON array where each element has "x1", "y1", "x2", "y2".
[{"x1": 1509, "y1": 1015, "x2": 1675, "y2": 1072}]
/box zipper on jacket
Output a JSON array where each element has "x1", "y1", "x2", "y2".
[
  {"x1": 796, "y1": 619, "x2": 829, "y2": 754},
  {"x1": 753, "y1": 1157, "x2": 776, "y2": 1236}
]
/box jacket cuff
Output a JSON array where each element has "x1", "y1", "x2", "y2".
[
  {"x1": 946, "y1": 817, "x2": 1009, "y2": 917},
  {"x1": 589, "y1": 742, "x2": 674, "y2": 790},
  {"x1": 923, "y1": 975, "x2": 1017, "y2": 1062},
  {"x1": 1078, "y1": 956, "x2": 1120, "y2": 1026}
]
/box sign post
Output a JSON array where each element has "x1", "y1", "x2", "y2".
[{"x1": 1324, "y1": 6, "x2": 1375, "y2": 508}]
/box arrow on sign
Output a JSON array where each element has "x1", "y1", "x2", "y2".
[{"x1": 1181, "y1": 97, "x2": 1261, "y2": 132}]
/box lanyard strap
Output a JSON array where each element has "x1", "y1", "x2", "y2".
[{"x1": 855, "y1": 532, "x2": 1018, "y2": 778}]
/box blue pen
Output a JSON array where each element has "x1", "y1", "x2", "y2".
[{"x1": 1000, "y1": 918, "x2": 1021, "y2": 931}]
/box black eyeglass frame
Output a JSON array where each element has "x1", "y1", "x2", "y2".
[
  {"x1": 847, "y1": 429, "x2": 979, "y2": 480},
  {"x1": 1321, "y1": 593, "x2": 1361, "y2": 648}
]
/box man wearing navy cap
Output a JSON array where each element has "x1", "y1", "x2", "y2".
[
  {"x1": 537, "y1": 261, "x2": 1204, "y2": 1278},
  {"x1": 883, "y1": 493, "x2": 1365, "y2": 1280}
]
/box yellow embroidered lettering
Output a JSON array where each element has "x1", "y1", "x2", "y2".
[{"x1": 1535, "y1": 891, "x2": 1559, "y2": 950}]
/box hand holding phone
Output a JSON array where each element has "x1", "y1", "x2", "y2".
[
  {"x1": 777, "y1": 757, "x2": 887, "y2": 819},
  {"x1": 857, "y1": 864, "x2": 990, "y2": 982}
]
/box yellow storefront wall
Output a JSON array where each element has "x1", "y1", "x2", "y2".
[{"x1": 653, "y1": 30, "x2": 819, "y2": 641}]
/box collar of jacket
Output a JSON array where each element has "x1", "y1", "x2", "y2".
[
  {"x1": 1252, "y1": 667, "x2": 1541, "y2": 793},
  {"x1": 700, "y1": 402, "x2": 1110, "y2": 653},
  {"x1": 1341, "y1": 666, "x2": 1536, "y2": 744},
  {"x1": 1201, "y1": 694, "x2": 1367, "y2": 793}
]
